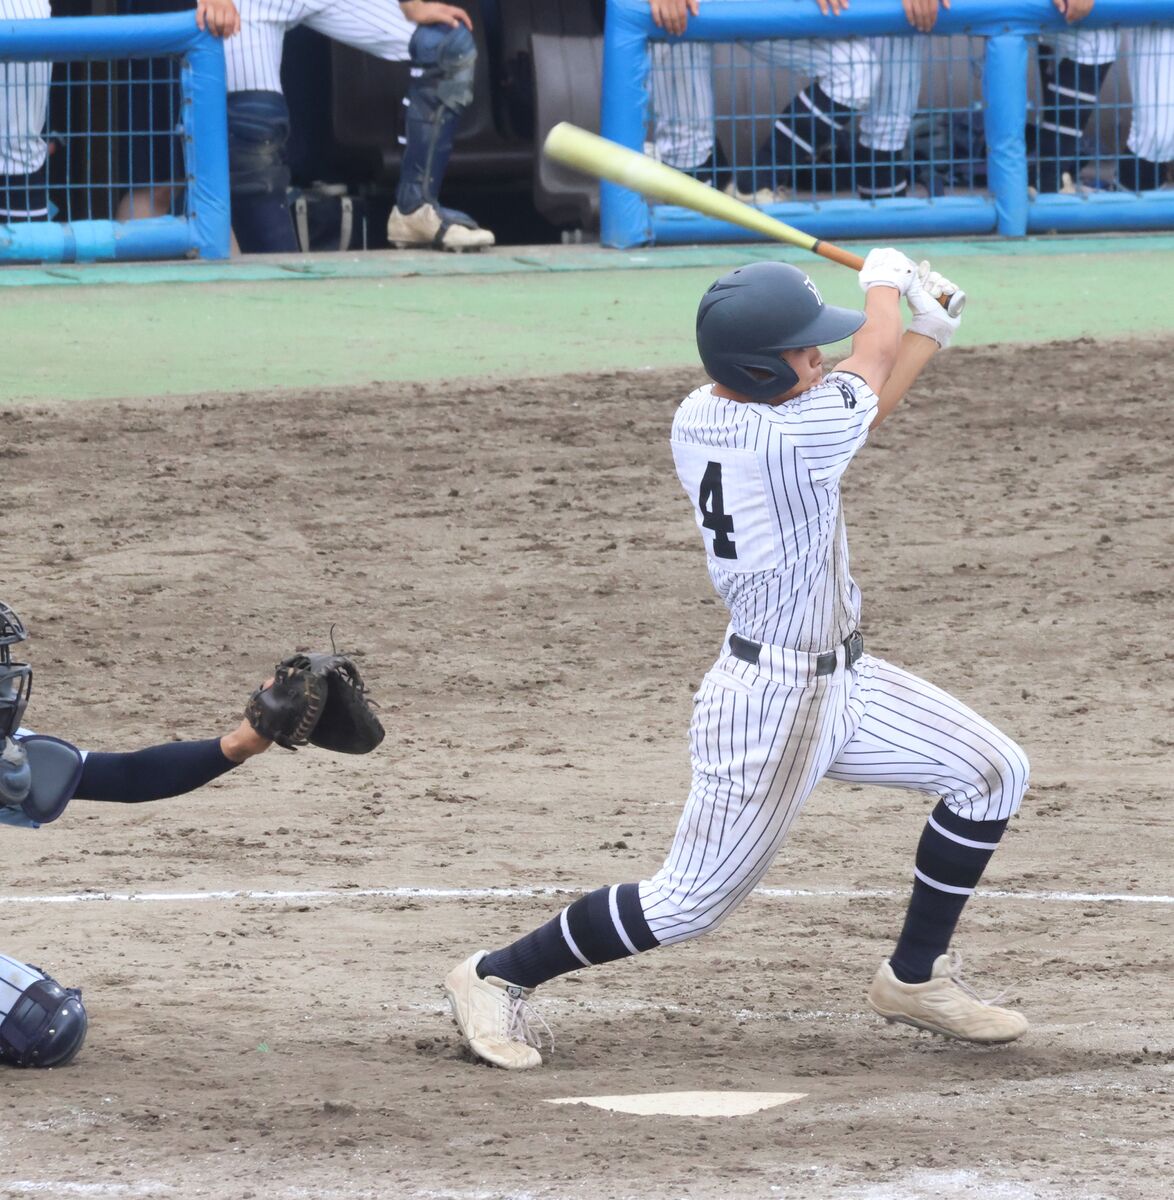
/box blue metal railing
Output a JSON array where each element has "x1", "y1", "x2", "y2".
[
  {"x1": 0, "y1": 13, "x2": 229, "y2": 262},
  {"x1": 602, "y1": 0, "x2": 1174, "y2": 248}
]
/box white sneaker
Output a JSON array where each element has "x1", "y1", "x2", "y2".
[
  {"x1": 722, "y1": 179, "x2": 785, "y2": 206},
  {"x1": 443, "y1": 951, "x2": 548, "y2": 1069},
  {"x1": 867, "y1": 952, "x2": 1028, "y2": 1045},
  {"x1": 386, "y1": 204, "x2": 495, "y2": 252}
]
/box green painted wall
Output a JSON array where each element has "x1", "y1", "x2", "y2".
[{"x1": 2, "y1": 237, "x2": 1170, "y2": 404}]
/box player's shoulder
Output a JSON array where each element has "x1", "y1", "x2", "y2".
[
  {"x1": 672, "y1": 383, "x2": 761, "y2": 447},
  {"x1": 779, "y1": 370, "x2": 876, "y2": 418}
]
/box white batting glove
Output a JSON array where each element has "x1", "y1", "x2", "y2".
[
  {"x1": 858, "y1": 247, "x2": 918, "y2": 296},
  {"x1": 905, "y1": 260, "x2": 962, "y2": 349}
]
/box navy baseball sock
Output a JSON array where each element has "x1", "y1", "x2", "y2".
[
  {"x1": 1033, "y1": 49, "x2": 1112, "y2": 192},
  {"x1": 740, "y1": 84, "x2": 855, "y2": 194},
  {"x1": 477, "y1": 883, "x2": 660, "y2": 989},
  {"x1": 1117, "y1": 154, "x2": 1164, "y2": 191},
  {"x1": 75, "y1": 739, "x2": 237, "y2": 804},
  {"x1": 889, "y1": 801, "x2": 1009, "y2": 984},
  {"x1": 856, "y1": 148, "x2": 910, "y2": 199}
]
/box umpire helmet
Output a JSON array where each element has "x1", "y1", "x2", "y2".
[
  {"x1": 0, "y1": 602, "x2": 31, "y2": 741},
  {"x1": 696, "y1": 261, "x2": 865, "y2": 401}
]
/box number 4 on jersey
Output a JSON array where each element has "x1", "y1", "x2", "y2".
[{"x1": 699, "y1": 461, "x2": 737, "y2": 559}]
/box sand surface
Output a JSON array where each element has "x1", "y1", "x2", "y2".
[{"x1": 2, "y1": 339, "x2": 1171, "y2": 1199}]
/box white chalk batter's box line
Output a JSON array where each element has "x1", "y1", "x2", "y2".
[{"x1": 0, "y1": 884, "x2": 1170, "y2": 906}]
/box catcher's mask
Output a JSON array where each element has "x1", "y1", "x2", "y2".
[
  {"x1": 0, "y1": 602, "x2": 32, "y2": 741},
  {"x1": 695, "y1": 261, "x2": 865, "y2": 401}
]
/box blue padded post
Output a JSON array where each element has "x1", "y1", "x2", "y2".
[
  {"x1": 0, "y1": 13, "x2": 231, "y2": 261},
  {"x1": 184, "y1": 31, "x2": 231, "y2": 259},
  {"x1": 983, "y1": 30, "x2": 1029, "y2": 238},
  {"x1": 600, "y1": 0, "x2": 651, "y2": 248}
]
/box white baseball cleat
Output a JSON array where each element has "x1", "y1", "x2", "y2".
[
  {"x1": 722, "y1": 179, "x2": 786, "y2": 206},
  {"x1": 867, "y1": 952, "x2": 1029, "y2": 1045},
  {"x1": 386, "y1": 203, "x2": 495, "y2": 252},
  {"x1": 443, "y1": 951, "x2": 549, "y2": 1069}
]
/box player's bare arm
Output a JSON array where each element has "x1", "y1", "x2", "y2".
[
  {"x1": 872, "y1": 261, "x2": 963, "y2": 428},
  {"x1": 399, "y1": 1, "x2": 473, "y2": 30},
  {"x1": 836, "y1": 247, "x2": 916, "y2": 395},
  {"x1": 651, "y1": 0, "x2": 699, "y2": 37}
]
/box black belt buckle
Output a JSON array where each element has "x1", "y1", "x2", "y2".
[
  {"x1": 845, "y1": 630, "x2": 864, "y2": 667},
  {"x1": 728, "y1": 633, "x2": 761, "y2": 665}
]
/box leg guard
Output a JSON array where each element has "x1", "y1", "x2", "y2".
[
  {"x1": 227, "y1": 90, "x2": 297, "y2": 253},
  {"x1": 395, "y1": 23, "x2": 476, "y2": 214},
  {"x1": 0, "y1": 955, "x2": 87, "y2": 1068}
]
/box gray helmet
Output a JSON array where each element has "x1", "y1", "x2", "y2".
[{"x1": 695, "y1": 261, "x2": 865, "y2": 401}]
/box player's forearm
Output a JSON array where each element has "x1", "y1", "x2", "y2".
[
  {"x1": 74, "y1": 739, "x2": 239, "y2": 803},
  {"x1": 872, "y1": 331, "x2": 939, "y2": 429},
  {"x1": 841, "y1": 288, "x2": 902, "y2": 395}
]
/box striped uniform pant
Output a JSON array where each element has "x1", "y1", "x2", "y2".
[
  {"x1": 0, "y1": 0, "x2": 51, "y2": 217},
  {"x1": 639, "y1": 641, "x2": 1029, "y2": 945}
]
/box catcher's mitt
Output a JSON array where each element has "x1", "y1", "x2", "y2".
[
  {"x1": 244, "y1": 654, "x2": 328, "y2": 751},
  {"x1": 245, "y1": 652, "x2": 384, "y2": 754},
  {"x1": 304, "y1": 652, "x2": 384, "y2": 755}
]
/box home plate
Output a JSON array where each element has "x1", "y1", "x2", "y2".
[{"x1": 546, "y1": 1091, "x2": 805, "y2": 1117}]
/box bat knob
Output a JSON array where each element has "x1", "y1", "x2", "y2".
[{"x1": 945, "y1": 289, "x2": 966, "y2": 319}]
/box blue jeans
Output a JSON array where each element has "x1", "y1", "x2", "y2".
[
  {"x1": 396, "y1": 23, "x2": 477, "y2": 214},
  {"x1": 226, "y1": 90, "x2": 297, "y2": 253}
]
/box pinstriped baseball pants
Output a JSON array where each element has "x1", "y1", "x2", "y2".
[{"x1": 638, "y1": 642, "x2": 1029, "y2": 945}]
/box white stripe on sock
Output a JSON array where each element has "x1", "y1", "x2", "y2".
[
  {"x1": 607, "y1": 885, "x2": 640, "y2": 957},
  {"x1": 773, "y1": 119, "x2": 815, "y2": 159},
  {"x1": 927, "y1": 813, "x2": 1001, "y2": 851},
  {"x1": 560, "y1": 908, "x2": 592, "y2": 967},
  {"x1": 914, "y1": 867, "x2": 976, "y2": 896}
]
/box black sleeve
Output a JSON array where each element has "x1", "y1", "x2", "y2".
[{"x1": 75, "y1": 738, "x2": 237, "y2": 803}]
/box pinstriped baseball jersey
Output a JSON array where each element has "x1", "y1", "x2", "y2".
[
  {"x1": 671, "y1": 372, "x2": 875, "y2": 652},
  {"x1": 225, "y1": 0, "x2": 415, "y2": 94},
  {"x1": 0, "y1": 0, "x2": 51, "y2": 180}
]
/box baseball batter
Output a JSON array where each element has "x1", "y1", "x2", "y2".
[
  {"x1": 0, "y1": 601, "x2": 381, "y2": 1068},
  {"x1": 224, "y1": 0, "x2": 494, "y2": 252},
  {"x1": 444, "y1": 251, "x2": 1031, "y2": 1069}
]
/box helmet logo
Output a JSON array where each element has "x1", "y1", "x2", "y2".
[{"x1": 802, "y1": 275, "x2": 823, "y2": 306}]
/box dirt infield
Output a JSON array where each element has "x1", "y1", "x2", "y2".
[{"x1": 2, "y1": 338, "x2": 1171, "y2": 1200}]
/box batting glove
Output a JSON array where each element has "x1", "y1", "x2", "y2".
[
  {"x1": 858, "y1": 247, "x2": 918, "y2": 296},
  {"x1": 906, "y1": 260, "x2": 962, "y2": 349}
]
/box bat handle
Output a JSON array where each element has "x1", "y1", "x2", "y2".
[{"x1": 944, "y1": 289, "x2": 966, "y2": 318}]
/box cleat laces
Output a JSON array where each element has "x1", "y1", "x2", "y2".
[
  {"x1": 943, "y1": 951, "x2": 1007, "y2": 1007},
  {"x1": 504, "y1": 986, "x2": 555, "y2": 1055}
]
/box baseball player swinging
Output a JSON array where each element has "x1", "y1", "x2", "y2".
[
  {"x1": 444, "y1": 250, "x2": 1031, "y2": 1069},
  {"x1": 0, "y1": 601, "x2": 382, "y2": 1068}
]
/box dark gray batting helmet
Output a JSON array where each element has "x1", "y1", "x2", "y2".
[{"x1": 695, "y1": 261, "x2": 866, "y2": 401}]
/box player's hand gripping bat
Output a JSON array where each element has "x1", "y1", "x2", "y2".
[{"x1": 543, "y1": 122, "x2": 966, "y2": 318}]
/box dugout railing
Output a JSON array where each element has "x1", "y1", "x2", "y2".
[
  {"x1": 0, "y1": 13, "x2": 229, "y2": 263},
  {"x1": 601, "y1": 0, "x2": 1174, "y2": 248}
]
